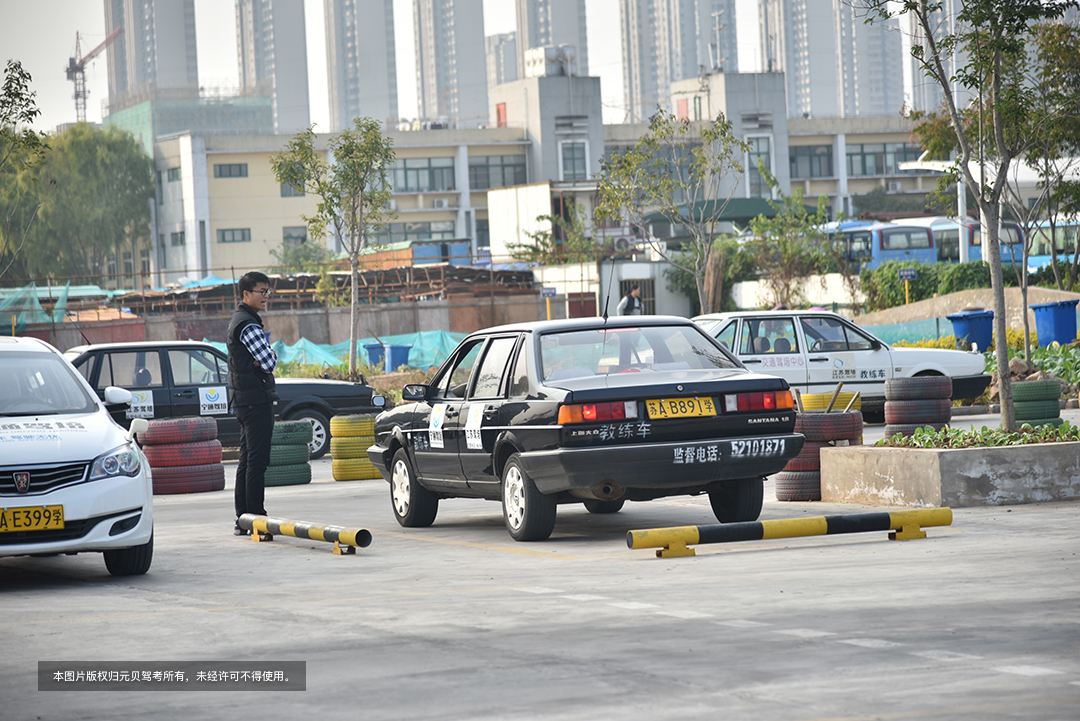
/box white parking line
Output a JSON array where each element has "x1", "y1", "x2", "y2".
[
  {"x1": 560, "y1": 594, "x2": 609, "y2": 601},
  {"x1": 838, "y1": 638, "x2": 904, "y2": 648},
  {"x1": 715, "y1": 620, "x2": 771, "y2": 628},
  {"x1": 992, "y1": 665, "x2": 1064, "y2": 677},
  {"x1": 655, "y1": 610, "x2": 714, "y2": 619},
  {"x1": 514, "y1": 587, "x2": 565, "y2": 594},
  {"x1": 909, "y1": 650, "x2": 983, "y2": 662},
  {"x1": 774, "y1": 629, "x2": 836, "y2": 638},
  {"x1": 608, "y1": 602, "x2": 659, "y2": 610}
]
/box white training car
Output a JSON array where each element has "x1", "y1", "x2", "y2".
[
  {"x1": 0, "y1": 336, "x2": 153, "y2": 576},
  {"x1": 692, "y1": 310, "x2": 990, "y2": 421}
]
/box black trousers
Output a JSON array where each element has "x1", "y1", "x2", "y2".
[{"x1": 235, "y1": 402, "x2": 274, "y2": 518}]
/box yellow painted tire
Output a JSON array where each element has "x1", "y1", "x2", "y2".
[
  {"x1": 800, "y1": 392, "x2": 861, "y2": 411},
  {"x1": 330, "y1": 414, "x2": 376, "y2": 437},
  {"x1": 330, "y1": 436, "x2": 375, "y2": 459},
  {"x1": 332, "y1": 458, "x2": 383, "y2": 481}
]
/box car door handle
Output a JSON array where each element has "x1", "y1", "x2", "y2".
[
  {"x1": 809, "y1": 357, "x2": 829, "y2": 362},
  {"x1": 173, "y1": 389, "x2": 196, "y2": 397}
]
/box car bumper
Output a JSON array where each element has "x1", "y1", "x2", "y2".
[
  {"x1": 518, "y1": 433, "x2": 805, "y2": 495},
  {"x1": 0, "y1": 472, "x2": 153, "y2": 557},
  {"x1": 951, "y1": 374, "x2": 991, "y2": 400}
]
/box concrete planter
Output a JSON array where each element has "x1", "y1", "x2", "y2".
[{"x1": 820, "y1": 442, "x2": 1080, "y2": 507}]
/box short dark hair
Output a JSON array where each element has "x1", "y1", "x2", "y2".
[
  {"x1": 627, "y1": 284, "x2": 640, "y2": 294},
  {"x1": 239, "y1": 271, "x2": 270, "y2": 295}
]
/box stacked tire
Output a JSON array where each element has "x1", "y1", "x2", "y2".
[
  {"x1": 884, "y1": 377, "x2": 952, "y2": 438},
  {"x1": 141, "y1": 417, "x2": 225, "y2": 495},
  {"x1": 777, "y1": 410, "x2": 863, "y2": 502},
  {"x1": 800, "y1": 391, "x2": 861, "y2": 412},
  {"x1": 1012, "y1": 380, "x2": 1063, "y2": 427},
  {"x1": 266, "y1": 421, "x2": 313, "y2": 487},
  {"x1": 329, "y1": 414, "x2": 382, "y2": 481}
]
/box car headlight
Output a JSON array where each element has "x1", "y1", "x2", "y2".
[{"x1": 90, "y1": 443, "x2": 143, "y2": 481}]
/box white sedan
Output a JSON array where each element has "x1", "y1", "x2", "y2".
[
  {"x1": 0, "y1": 336, "x2": 153, "y2": 575},
  {"x1": 693, "y1": 310, "x2": 990, "y2": 421}
]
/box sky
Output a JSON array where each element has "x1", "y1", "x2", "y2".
[{"x1": 1, "y1": 0, "x2": 764, "y2": 134}]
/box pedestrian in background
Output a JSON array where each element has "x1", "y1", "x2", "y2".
[
  {"x1": 227, "y1": 271, "x2": 279, "y2": 536},
  {"x1": 617, "y1": 284, "x2": 643, "y2": 316}
]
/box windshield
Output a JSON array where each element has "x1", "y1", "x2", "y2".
[
  {"x1": 539, "y1": 325, "x2": 737, "y2": 381},
  {"x1": 0, "y1": 350, "x2": 99, "y2": 416}
]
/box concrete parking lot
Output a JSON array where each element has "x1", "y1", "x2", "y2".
[{"x1": 3, "y1": 411, "x2": 1079, "y2": 720}]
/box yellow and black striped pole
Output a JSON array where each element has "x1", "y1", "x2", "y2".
[
  {"x1": 627, "y1": 508, "x2": 952, "y2": 558},
  {"x1": 238, "y1": 514, "x2": 372, "y2": 555}
]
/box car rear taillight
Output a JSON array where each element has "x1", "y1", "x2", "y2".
[
  {"x1": 722, "y1": 390, "x2": 794, "y2": 413},
  {"x1": 558, "y1": 401, "x2": 639, "y2": 424}
]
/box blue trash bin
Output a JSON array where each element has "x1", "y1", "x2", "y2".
[
  {"x1": 1030, "y1": 299, "x2": 1079, "y2": 347},
  {"x1": 364, "y1": 342, "x2": 385, "y2": 369},
  {"x1": 946, "y1": 309, "x2": 994, "y2": 351},
  {"x1": 385, "y1": 344, "x2": 412, "y2": 372}
]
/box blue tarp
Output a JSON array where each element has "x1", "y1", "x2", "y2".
[{"x1": 181, "y1": 275, "x2": 232, "y2": 289}]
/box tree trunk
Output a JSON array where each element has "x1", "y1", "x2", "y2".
[
  {"x1": 983, "y1": 202, "x2": 1016, "y2": 431},
  {"x1": 348, "y1": 254, "x2": 360, "y2": 379}
]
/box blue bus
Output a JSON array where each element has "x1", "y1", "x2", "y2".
[{"x1": 821, "y1": 220, "x2": 936, "y2": 271}]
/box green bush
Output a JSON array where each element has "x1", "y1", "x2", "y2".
[{"x1": 860, "y1": 261, "x2": 945, "y2": 312}]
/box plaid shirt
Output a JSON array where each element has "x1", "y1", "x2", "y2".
[{"x1": 239, "y1": 323, "x2": 277, "y2": 373}]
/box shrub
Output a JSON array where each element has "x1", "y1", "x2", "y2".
[
  {"x1": 860, "y1": 261, "x2": 944, "y2": 312},
  {"x1": 893, "y1": 335, "x2": 960, "y2": 350}
]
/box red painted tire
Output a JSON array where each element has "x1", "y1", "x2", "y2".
[
  {"x1": 884, "y1": 399, "x2": 952, "y2": 425},
  {"x1": 884, "y1": 376, "x2": 953, "y2": 401},
  {"x1": 883, "y1": 422, "x2": 948, "y2": 438},
  {"x1": 151, "y1": 463, "x2": 225, "y2": 494},
  {"x1": 783, "y1": 441, "x2": 829, "y2": 472},
  {"x1": 144, "y1": 440, "x2": 223, "y2": 468},
  {"x1": 795, "y1": 411, "x2": 863, "y2": 441},
  {"x1": 141, "y1": 417, "x2": 218, "y2": 446},
  {"x1": 774, "y1": 471, "x2": 821, "y2": 502}
]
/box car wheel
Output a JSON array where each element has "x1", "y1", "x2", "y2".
[
  {"x1": 284, "y1": 409, "x2": 330, "y2": 460},
  {"x1": 501, "y1": 454, "x2": 556, "y2": 541},
  {"x1": 390, "y1": 447, "x2": 437, "y2": 527},
  {"x1": 708, "y1": 478, "x2": 764, "y2": 523},
  {"x1": 103, "y1": 531, "x2": 153, "y2": 576},
  {"x1": 583, "y1": 498, "x2": 625, "y2": 514}
]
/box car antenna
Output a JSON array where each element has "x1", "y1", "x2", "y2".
[
  {"x1": 65, "y1": 311, "x2": 92, "y2": 346},
  {"x1": 600, "y1": 248, "x2": 618, "y2": 322}
]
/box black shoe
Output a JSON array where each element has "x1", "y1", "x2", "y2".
[{"x1": 233, "y1": 521, "x2": 249, "y2": 536}]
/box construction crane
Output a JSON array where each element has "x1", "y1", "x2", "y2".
[{"x1": 65, "y1": 27, "x2": 123, "y2": 123}]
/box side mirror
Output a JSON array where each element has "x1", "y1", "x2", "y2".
[
  {"x1": 402, "y1": 384, "x2": 429, "y2": 402},
  {"x1": 128, "y1": 417, "x2": 149, "y2": 442},
  {"x1": 103, "y1": 386, "x2": 133, "y2": 405},
  {"x1": 870, "y1": 340, "x2": 882, "y2": 351}
]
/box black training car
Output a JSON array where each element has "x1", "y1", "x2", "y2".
[
  {"x1": 366, "y1": 316, "x2": 804, "y2": 541},
  {"x1": 64, "y1": 340, "x2": 384, "y2": 459}
]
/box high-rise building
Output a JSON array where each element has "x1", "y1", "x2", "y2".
[
  {"x1": 620, "y1": 0, "x2": 738, "y2": 122},
  {"x1": 103, "y1": 0, "x2": 199, "y2": 105},
  {"x1": 515, "y1": 0, "x2": 589, "y2": 78},
  {"x1": 325, "y1": 0, "x2": 398, "y2": 130},
  {"x1": 760, "y1": 0, "x2": 903, "y2": 119},
  {"x1": 487, "y1": 33, "x2": 518, "y2": 90},
  {"x1": 415, "y1": 0, "x2": 488, "y2": 127},
  {"x1": 237, "y1": 0, "x2": 310, "y2": 133}
]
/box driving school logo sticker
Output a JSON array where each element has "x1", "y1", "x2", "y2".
[
  {"x1": 199, "y1": 386, "x2": 229, "y2": 415},
  {"x1": 13, "y1": 472, "x2": 30, "y2": 492},
  {"x1": 429, "y1": 404, "x2": 447, "y2": 448}
]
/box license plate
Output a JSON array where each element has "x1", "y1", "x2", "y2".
[
  {"x1": 0, "y1": 505, "x2": 65, "y2": 533},
  {"x1": 646, "y1": 397, "x2": 716, "y2": 419}
]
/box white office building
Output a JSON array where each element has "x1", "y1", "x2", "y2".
[
  {"x1": 237, "y1": 0, "x2": 310, "y2": 133},
  {"x1": 325, "y1": 0, "x2": 399, "y2": 129},
  {"x1": 103, "y1": 0, "x2": 199, "y2": 103},
  {"x1": 515, "y1": 0, "x2": 589, "y2": 78},
  {"x1": 414, "y1": 0, "x2": 488, "y2": 127},
  {"x1": 486, "y1": 33, "x2": 518, "y2": 90}
]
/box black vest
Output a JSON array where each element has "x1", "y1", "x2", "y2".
[{"x1": 227, "y1": 303, "x2": 278, "y2": 407}]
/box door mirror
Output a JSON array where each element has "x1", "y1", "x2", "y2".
[
  {"x1": 402, "y1": 384, "x2": 429, "y2": 401},
  {"x1": 870, "y1": 339, "x2": 882, "y2": 351},
  {"x1": 103, "y1": 386, "x2": 133, "y2": 405}
]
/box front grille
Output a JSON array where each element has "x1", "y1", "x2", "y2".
[
  {"x1": 0, "y1": 463, "x2": 89, "y2": 496},
  {"x1": 0, "y1": 511, "x2": 126, "y2": 546}
]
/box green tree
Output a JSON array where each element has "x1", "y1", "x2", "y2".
[
  {"x1": 508, "y1": 203, "x2": 596, "y2": 265},
  {"x1": 596, "y1": 110, "x2": 751, "y2": 314},
  {"x1": 270, "y1": 238, "x2": 335, "y2": 273},
  {"x1": 663, "y1": 237, "x2": 753, "y2": 315},
  {"x1": 271, "y1": 120, "x2": 396, "y2": 377}
]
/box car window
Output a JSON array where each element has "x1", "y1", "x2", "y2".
[
  {"x1": 714, "y1": 321, "x2": 736, "y2": 351},
  {"x1": 471, "y1": 336, "x2": 518, "y2": 398},
  {"x1": 0, "y1": 350, "x2": 97, "y2": 416},
  {"x1": 97, "y1": 351, "x2": 164, "y2": 389},
  {"x1": 433, "y1": 340, "x2": 484, "y2": 399},
  {"x1": 169, "y1": 349, "x2": 227, "y2": 386},
  {"x1": 739, "y1": 318, "x2": 798, "y2": 355},
  {"x1": 800, "y1": 317, "x2": 874, "y2": 351},
  {"x1": 509, "y1": 344, "x2": 529, "y2": 397},
  {"x1": 73, "y1": 355, "x2": 95, "y2": 382}
]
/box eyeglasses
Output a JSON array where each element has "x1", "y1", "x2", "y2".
[{"x1": 250, "y1": 288, "x2": 272, "y2": 297}]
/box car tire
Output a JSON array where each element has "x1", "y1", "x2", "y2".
[
  {"x1": 885, "y1": 376, "x2": 953, "y2": 401},
  {"x1": 268, "y1": 444, "x2": 310, "y2": 466},
  {"x1": 783, "y1": 441, "x2": 830, "y2": 472},
  {"x1": 884, "y1": 399, "x2": 952, "y2": 425},
  {"x1": 141, "y1": 417, "x2": 217, "y2": 445},
  {"x1": 1013, "y1": 399, "x2": 1061, "y2": 421},
  {"x1": 501, "y1": 454, "x2": 556, "y2": 541},
  {"x1": 272, "y1": 420, "x2": 314, "y2": 445},
  {"x1": 103, "y1": 531, "x2": 153, "y2": 576},
  {"x1": 774, "y1": 471, "x2": 821, "y2": 502},
  {"x1": 708, "y1": 478, "x2": 764, "y2": 523},
  {"x1": 330, "y1": 414, "x2": 376, "y2": 437},
  {"x1": 1011, "y1": 380, "x2": 1062, "y2": 402},
  {"x1": 330, "y1": 436, "x2": 375, "y2": 459},
  {"x1": 390, "y1": 448, "x2": 438, "y2": 527},
  {"x1": 283, "y1": 409, "x2": 330, "y2": 460},
  {"x1": 151, "y1": 463, "x2": 226, "y2": 494},
  {"x1": 882, "y1": 422, "x2": 948, "y2": 438},
  {"x1": 795, "y1": 410, "x2": 863, "y2": 441},
  {"x1": 583, "y1": 498, "x2": 625, "y2": 514},
  {"x1": 143, "y1": 439, "x2": 222, "y2": 468},
  {"x1": 265, "y1": 463, "x2": 312, "y2": 487},
  {"x1": 332, "y1": 457, "x2": 383, "y2": 481}
]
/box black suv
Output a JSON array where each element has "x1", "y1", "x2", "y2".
[{"x1": 64, "y1": 340, "x2": 384, "y2": 459}]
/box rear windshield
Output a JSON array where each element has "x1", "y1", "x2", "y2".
[
  {"x1": 0, "y1": 351, "x2": 98, "y2": 416},
  {"x1": 539, "y1": 325, "x2": 737, "y2": 382}
]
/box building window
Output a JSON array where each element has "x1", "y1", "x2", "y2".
[
  {"x1": 693, "y1": 96, "x2": 702, "y2": 121},
  {"x1": 374, "y1": 221, "x2": 457, "y2": 244},
  {"x1": 475, "y1": 219, "x2": 490, "y2": 248},
  {"x1": 170, "y1": 231, "x2": 186, "y2": 247},
  {"x1": 167, "y1": 167, "x2": 181, "y2": 182},
  {"x1": 214, "y1": 163, "x2": 248, "y2": 178},
  {"x1": 217, "y1": 228, "x2": 251, "y2": 243},
  {"x1": 846, "y1": 143, "x2": 922, "y2": 177},
  {"x1": 123, "y1": 251, "x2": 133, "y2": 275},
  {"x1": 790, "y1": 145, "x2": 833, "y2": 179},
  {"x1": 283, "y1": 226, "x2": 308, "y2": 246},
  {"x1": 140, "y1": 249, "x2": 150, "y2": 275},
  {"x1": 390, "y1": 158, "x2": 455, "y2": 192},
  {"x1": 158, "y1": 236, "x2": 167, "y2": 269},
  {"x1": 156, "y1": 171, "x2": 163, "y2": 205},
  {"x1": 468, "y1": 155, "x2": 527, "y2": 190},
  {"x1": 747, "y1": 137, "x2": 771, "y2": 198},
  {"x1": 560, "y1": 142, "x2": 587, "y2": 181},
  {"x1": 280, "y1": 181, "x2": 304, "y2": 197}
]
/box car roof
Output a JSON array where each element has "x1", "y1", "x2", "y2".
[
  {"x1": 692, "y1": 310, "x2": 847, "y2": 322},
  {"x1": 467, "y1": 315, "x2": 700, "y2": 336},
  {"x1": 64, "y1": 340, "x2": 217, "y2": 355},
  {"x1": 0, "y1": 336, "x2": 60, "y2": 353}
]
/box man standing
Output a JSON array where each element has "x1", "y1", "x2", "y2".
[
  {"x1": 227, "y1": 271, "x2": 279, "y2": 536},
  {"x1": 617, "y1": 284, "x2": 643, "y2": 316}
]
